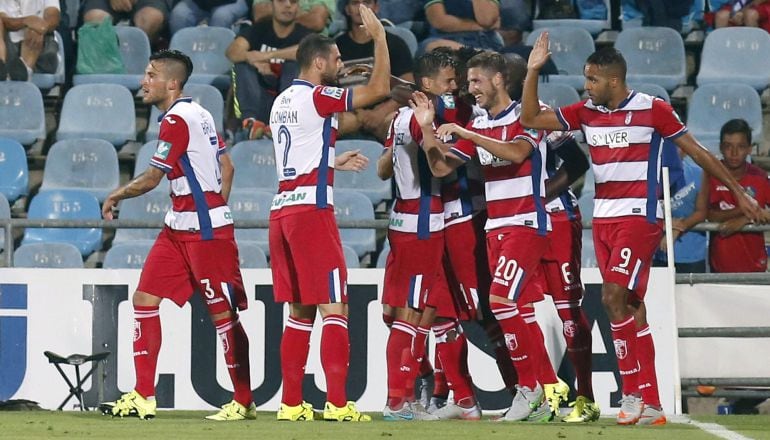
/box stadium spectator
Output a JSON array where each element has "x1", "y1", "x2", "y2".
[
  {"x1": 377, "y1": 0, "x2": 424, "y2": 25},
  {"x1": 82, "y1": 0, "x2": 171, "y2": 46},
  {"x1": 252, "y1": 0, "x2": 335, "y2": 33},
  {"x1": 498, "y1": 0, "x2": 532, "y2": 46},
  {"x1": 713, "y1": 0, "x2": 770, "y2": 33},
  {"x1": 626, "y1": 0, "x2": 695, "y2": 32},
  {"x1": 701, "y1": 118, "x2": 770, "y2": 273},
  {"x1": 227, "y1": 0, "x2": 309, "y2": 140},
  {"x1": 169, "y1": 0, "x2": 250, "y2": 34},
  {"x1": 99, "y1": 50, "x2": 256, "y2": 421},
  {"x1": 420, "y1": 0, "x2": 504, "y2": 53},
  {"x1": 0, "y1": 0, "x2": 60, "y2": 80}
]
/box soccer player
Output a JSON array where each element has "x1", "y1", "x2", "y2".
[
  {"x1": 410, "y1": 51, "x2": 555, "y2": 422},
  {"x1": 267, "y1": 4, "x2": 389, "y2": 422},
  {"x1": 521, "y1": 33, "x2": 769, "y2": 425},
  {"x1": 100, "y1": 50, "x2": 254, "y2": 421},
  {"x1": 699, "y1": 118, "x2": 770, "y2": 273}
]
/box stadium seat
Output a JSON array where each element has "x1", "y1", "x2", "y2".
[
  {"x1": 230, "y1": 189, "x2": 273, "y2": 255},
  {"x1": 537, "y1": 83, "x2": 581, "y2": 110},
  {"x1": 102, "y1": 242, "x2": 153, "y2": 269},
  {"x1": 0, "y1": 81, "x2": 45, "y2": 146},
  {"x1": 134, "y1": 141, "x2": 160, "y2": 177},
  {"x1": 22, "y1": 190, "x2": 103, "y2": 257},
  {"x1": 230, "y1": 140, "x2": 279, "y2": 191},
  {"x1": 614, "y1": 27, "x2": 686, "y2": 91},
  {"x1": 581, "y1": 168, "x2": 595, "y2": 194},
  {"x1": 629, "y1": 82, "x2": 670, "y2": 102},
  {"x1": 342, "y1": 244, "x2": 360, "y2": 268},
  {"x1": 532, "y1": 0, "x2": 611, "y2": 36},
  {"x1": 73, "y1": 26, "x2": 151, "y2": 91},
  {"x1": 146, "y1": 83, "x2": 225, "y2": 140},
  {"x1": 0, "y1": 193, "x2": 9, "y2": 253},
  {"x1": 334, "y1": 189, "x2": 376, "y2": 257},
  {"x1": 687, "y1": 83, "x2": 763, "y2": 154},
  {"x1": 40, "y1": 139, "x2": 120, "y2": 203},
  {"x1": 112, "y1": 190, "x2": 171, "y2": 243},
  {"x1": 169, "y1": 26, "x2": 235, "y2": 90},
  {"x1": 237, "y1": 241, "x2": 268, "y2": 268},
  {"x1": 56, "y1": 84, "x2": 136, "y2": 148},
  {"x1": 31, "y1": 31, "x2": 65, "y2": 90},
  {"x1": 0, "y1": 138, "x2": 29, "y2": 202},
  {"x1": 385, "y1": 26, "x2": 418, "y2": 57},
  {"x1": 577, "y1": 191, "x2": 594, "y2": 223},
  {"x1": 526, "y1": 27, "x2": 595, "y2": 90},
  {"x1": 697, "y1": 27, "x2": 770, "y2": 90},
  {"x1": 376, "y1": 241, "x2": 389, "y2": 268},
  {"x1": 335, "y1": 139, "x2": 392, "y2": 205},
  {"x1": 13, "y1": 242, "x2": 84, "y2": 268},
  {"x1": 581, "y1": 229, "x2": 597, "y2": 268}
]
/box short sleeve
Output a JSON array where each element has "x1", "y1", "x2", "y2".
[
  {"x1": 313, "y1": 86, "x2": 351, "y2": 117},
  {"x1": 651, "y1": 98, "x2": 687, "y2": 139},
  {"x1": 150, "y1": 114, "x2": 190, "y2": 173},
  {"x1": 555, "y1": 100, "x2": 586, "y2": 131},
  {"x1": 513, "y1": 125, "x2": 542, "y2": 150},
  {"x1": 448, "y1": 121, "x2": 477, "y2": 162}
]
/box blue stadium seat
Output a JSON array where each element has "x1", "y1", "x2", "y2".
[
  {"x1": 13, "y1": 243, "x2": 84, "y2": 268},
  {"x1": 614, "y1": 27, "x2": 686, "y2": 91},
  {"x1": 376, "y1": 241, "x2": 389, "y2": 268},
  {"x1": 342, "y1": 244, "x2": 360, "y2": 268},
  {"x1": 230, "y1": 140, "x2": 279, "y2": 191},
  {"x1": 581, "y1": 229, "x2": 597, "y2": 268},
  {"x1": 334, "y1": 189, "x2": 376, "y2": 257},
  {"x1": 146, "y1": 83, "x2": 225, "y2": 140},
  {"x1": 697, "y1": 27, "x2": 770, "y2": 90},
  {"x1": 334, "y1": 139, "x2": 391, "y2": 205},
  {"x1": 169, "y1": 26, "x2": 235, "y2": 90},
  {"x1": 237, "y1": 241, "x2": 269, "y2": 268},
  {"x1": 537, "y1": 83, "x2": 581, "y2": 109},
  {"x1": 385, "y1": 26, "x2": 418, "y2": 57},
  {"x1": 230, "y1": 189, "x2": 273, "y2": 255},
  {"x1": 56, "y1": 84, "x2": 136, "y2": 148},
  {"x1": 0, "y1": 81, "x2": 45, "y2": 146},
  {"x1": 577, "y1": 191, "x2": 594, "y2": 223},
  {"x1": 0, "y1": 138, "x2": 29, "y2": 202},
  {"x1": 687, "y1": 83, "x2": 763, "y2": 154},
  {"x1": 526, "y1": 27, "x2": 595, "y2": 90},
  {"x1": 31, "y1": 31, "x2": 65, "y2": 90},
  {"x1": 22, "y1": 190, "x2": 103, "y2": 257},
  {"x1": 112, "y1": 190, "x2": 171, "y2": 243},
  {"x1": 41, "y1": 139, "x2": 120, "y2": 202},
  {"x1": 629, "y1": 82, "x2": 670, "y2": 102},
  {"x1": 533, "y1": 0, "x2": 611, "y2": 35},
  {"x1": 134, "y1": 141, "x2": 161, "y2": 177},
  {"x1": 73, "y1": 26, "x2": 151, "y2": 90},
  {"x1": 102, "y1": 242, "x2": 153, "y2": 269},
  {"x1": 0, "y1": 193, "x2": 9, "y2": 253}
]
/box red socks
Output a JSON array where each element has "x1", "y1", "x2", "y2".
[
  {"x1": 521, "y1": 306, "x2": 558, "y2": 385},
  {"x1": 611, "y1": 316, "x2": 640, "y2": 396},
  {"x1": 433, "y1": 321, "x2": 474, "y2": 403},
  {"x1": 321, "y1": 314, "x2": 350, "y2": 407},
  {"x1": 490, "y1": 302, "x2": 538, "y2": 389},
  {"x1": 214, "y1": 315, "x2": 253, "y2": 406},
  {"x1": 636, "y1": 324, "x2": 660, "y2": 408},
  {"x1": 386, "y1": 320, "x2": 416, "y2": 408},
  {"x1": 280, "y1": 317, "x2": 313, "y2": 406},
  {"x1": 133, "y1": 305, "x2": 161, "y2": 399},
  {"x1": 556, "y1": 303, "x2": 594, "y2": 399},
  {"x1": 432, "y1": 352, "x2": 448, "y2": 398}
]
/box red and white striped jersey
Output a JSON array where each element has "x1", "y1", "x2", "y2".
[
  {"x1": 268, "y1": 79, "x2": 352, "y2": 219},
  {"x1": 449, "y1": 101, "x2": 550, "y2": 234},
  {"x1": 150, "y1": 97, "x2": 232, "y2": 241},
  {"x1": 384, "y1": 106, "x2": 443, "y2": 238},
  {"x1": 556, "y1": 91, "x2": 687, "y2": 224}
]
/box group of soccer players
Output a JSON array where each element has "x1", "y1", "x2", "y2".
[{"x1": 98, "y1": 3, "x2": 768, "y2": 425}]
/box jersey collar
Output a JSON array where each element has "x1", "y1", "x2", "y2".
[
  {"x1": 488, "y1": 100, "x2": 516, "y2": 120},
  {"x1": 292, "y1": 79, "x2": 315, "y2": 88},
  {"x1": 156, "y1": 97, "x2": 193, "y2": 122}
]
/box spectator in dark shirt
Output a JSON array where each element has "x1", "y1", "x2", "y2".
[
  {"x1": 420, "y1": 0, "x2": 503, "y2": 54},
  {"x1": 251, "y1": 0, "x2": 335, "y2": 33}
]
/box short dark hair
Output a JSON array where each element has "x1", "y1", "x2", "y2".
[
  {"x1": 297, "y1": 33, "x2": 336, "y2": 71},
  {"x1": 585, "y1": 47, "x2": 627, "y2": 80},
  {"x1": 504, "y1": 53, "x2": 527, "y2": 101},
  {"x1": 466, "y1": 51, "x2": 507, "y2": 76},
  {"x1": 150, "y1": 49, "x2": 193, "y2": 88},
  {"x1": 413, "y1": 51, "x2": 457, "y2": 88},
  {"x1": 720, "y1": 118, "x2": 752, "y2": 145}
]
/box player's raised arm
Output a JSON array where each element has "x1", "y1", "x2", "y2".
[
  {"x1": 349, "y1": 5, "x2": 391, "y2": 110},
  {"x1": 410, "y1": 92, "x2": 463, "y2": 177},
  {"x1": 102, "y1": 166, "x2": 165, "y2": 220},
  {"x1": 520, "y1": 32, "x2": 567, "y2": 131}
]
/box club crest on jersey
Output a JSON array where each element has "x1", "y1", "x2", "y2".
[
  {"x1": 441, "y1": 94, "x2": 456, "y2": 109},
  {"x1": 504, "y1": 333, "x2": 518, "y2": 351},
  {"x1": 320, "y1": 87, "x2": 344, "y2": 99},
  {"x1": 133, "y1": 321, "x2": 141, "y2": 342},
  {"x1": 614, "y1": 338, "x2": 628, "y2": 359},
  {"x1": 625, "y1": 112, "x2": 632, "y2": 125},
  {"x1": 153, "y1": 141, "x2": 172, "y2": 160}
]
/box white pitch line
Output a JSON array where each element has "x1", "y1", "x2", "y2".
[{"x1": 673, "y1": 414, "x2": 754, "y2": 440}]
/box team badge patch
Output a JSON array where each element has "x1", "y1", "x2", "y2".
[
  {"x1": 133, "y1": 321, "x2": 142, "y2": 342},
  {"x1": 320, "y1": 87, "x2": 344, "y2": 99},
  {"x1": 505, "y1": 333, "x2": 518, "y2": 351},
  {"x1": 614, "y1": 338, "x2": 628, "y2": 359},
  {"x1": 220, "y1": 333, "x2": 230, "y2": 354},
  {"x1": 625, "y1": 112, "x2": 632, "y2": 125},
  {"x1": 153, "y1": 141, "x2": 172, "y2": 160},
  {"x1": 563, "y1": 319, "x2": 577, "y2": 338}
]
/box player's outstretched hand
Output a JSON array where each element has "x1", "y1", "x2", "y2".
[
  {"x1": 409, "y1": 91, "x2": 435, "y2": 128},
  {"x1": 736, "y1": 191, "x2": 770, "y2": 224},
  {"x1": 436, "y1": 123, "x2": 471, "y2": 140},
  {"x1": 341, "y1": 63, "x2": 373, "y2": 78},
  {"x1": 360, "y1": 4, "x2": 385, "y2": 41},
  {"x1": 719, "y1": 216, "x2": 750, "y2": 237},
  {"x1": 336, "y1": 149, "x2": 369, "y2": 172},
  {"x1": 102, "y1": 196, "x2": 117, "y2": 220},
  {"x1": 528, "y1": 32, "x2": 552, "y2": 72}
]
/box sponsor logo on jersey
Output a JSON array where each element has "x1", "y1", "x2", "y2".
[
  {"x1": 590, "y1": 130, "x2": 630, "y2": 148},
  {"x1": 525, "y1": 128, "x2": 539, "y2": 138},
  {"x1": 164, "y1": 116, "x2": 177, "y2": 125},
  {"x1": 272, "y1": 191, "x2": 308, "y2": 208},
  {"x1": 154, "y1": 141, "x2": 172, "y2": 160},
  {"x1": 477, "y1": 147, "x2": 510, "y2": 167},
  {"x1": 441, "y1": 94, "x2": 456, "y2": 109},
  {"x1": 320, "y1": 87, "x2": 344, "y2": 99},
  {"x1": 395, "y1": 133, "x2": 405, "y2": 146},
  {"x1": 611, "y1": 265, "x2": 629, "y2": 276},
  {"x1": 614, "y1": 338, "x2": 628, "y2": 359}
]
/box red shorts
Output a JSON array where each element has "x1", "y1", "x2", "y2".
[
  {"x1": 423, "y1": 259, "x2": 463, "y2": 319},
  {"x1": 593, "y1": 219, "x2": 662, "y2": 300},
  {"x1": 486, "y1": 226, "x2": 549, "y2": 305},
  {"x1": 382, "y1": 230, "x2": 444, "y2": 310},
  {"x1": 138, "y1": 228, "x2": 247, "y2": 314},
  {"x1": 269, "y1": 209, "x2": 347, "y2": 305},
  {"x1": 443, "y1": 214, "x2": 490, "y2": 320},
  {"x1": 531, "y1": 217, "x2": 584, "y2": 305}
]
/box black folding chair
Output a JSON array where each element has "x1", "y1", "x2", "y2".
[{"x1": 43, "y1": 351, "x2": 110, "y2": 411}]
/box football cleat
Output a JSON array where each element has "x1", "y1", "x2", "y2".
[
  {"x1": 498, "y1": 384, "x2": 545, "y2": 422},
  {"x1": 277, "y1": 401, "x2": 315, "y2": 421},
  {"x1": 638, "y1": 405, "x2": 667, "y2": 426},
  {"x1": 616, "y1": 394, "x2": 644, "y2": 425},
  {"x1": 432, "y1": 401, "x2": 482, "y2": 420},
  {"x1": 427, "y1": 396, "x2": 448, "y2": 414},
  {"x1": 100, "y1": 390, "x2": 157, "y2": 420},
  {"x1": 205, "y1": 400, "x2": 257, "y2": 421},
  {"x1": 383, "y1": 401, "x2": 439, "y2": 421},
  {"x1": 562, "y1": 396, "x2": 601, "y2": 423},
  {"x1": 323, "y1": 401, "x2": 371, "y2": 422},
  {"x1": 544, "y1": 378, "x2": 570, "y2": 415}
]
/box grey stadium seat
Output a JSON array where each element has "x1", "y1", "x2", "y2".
[
  {"x1": 237, "y1": 241, "x2": 269, "y2": 268},
  {"x1": 538, "y1": 83, "x2": 581, "y2": 110},
  {"x1": 102, "y1": 242, "x2": 153, "y2": 269},
  {"x1": 146, "y1": 83, "x2": 225, "y2": 140},
  {"x1": 0, "y1": 138, "x2": 29, "y2": 202},
  {"x1": 112, "y1": 190, "x2": 172, "y2": 243},
  {"x1": 697, "y1": 27, "x2": 770, "y2": 90},
  {"x1": 230, "y1": 140, "x2": 279, "y2": 191},
  {"x1": 0, "y1": 81, "x2": 45, "y2": 146},
  {"x1": 41, "y1": 139, "x2": 120, "y2": 203},
  {"x1": 14, "y1": 243, "x2": 84, "y2": 268},
  {"x1": 342, "y1": 244, "x2": 360, "y2": 269},
  {"x1": 526, "y1": 27, "x2": 595, "y2": 90},
  {"x1": 687, "y1": 83, "x2": 762, "y2": 154},
  {"x1": 629, "y1": 83, "x2": 670, "y2": 103},
  {"x1": 73, "y1": 26, "x2": 152, "y2": 91},
  {"x1": 334, "y1": 138, "x2": 391, "y2": 205},
  {"x1": 230, "y1": 189, "x2": 273, "y2": 256},
  {"x1": 169, "y1": 26, "x2": 235, "y2": 90},
  {"x1": 56, "y1": 84, "x2": 136, "y2": 148},
  {"x1": 614, "y1": 26, "x2": 686, "y2": 92},
  {"x1": 334, "y1": 189, "x2": 376, "y2": 257},
  {"x1": 581, "y1": 229, "x2": 597, "y2": 268},
  {"x1": 532, "y1": 0, "x2": 611, "y2": 36}
]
